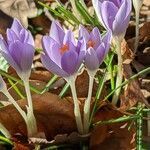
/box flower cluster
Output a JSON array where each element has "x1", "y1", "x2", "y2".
[
  {"x1": 0, "y1": 0, "x2": 132, "y2": 136},
  {"x1": 41, "y1": 22, "x2": 111, "y2": 77},
  {"x1": 41, "y1": 21, "x2": 111, "y2": 134}
]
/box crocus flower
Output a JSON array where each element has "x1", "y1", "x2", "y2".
[
  {"x1": 41, "y1": 21, "x2": 86, "y2": 77},
  {"x1": 79, "y1": 26, "x2": 111, "y2": 71},
  {"x1": 41, "y1": 21, "x2": 85, "y2": 134},
  {"x1": 0, "y1": 19, "x2": 37, "y2": 137},
  {"x1": 92, "y1": 0, "x2": 132, "y2": 38},
  {"x1": 0, "y1": 19, "x2": 35, "y2": 79},
  {"x1": 92, "y1": 0, "x2": 132, "y2": 105},
  {"x1": 79, "y1": 26, "x2": 111, "y2": 134},
  {"x1": 7, "y1": 18, "x2": 34, "y2": 46}
]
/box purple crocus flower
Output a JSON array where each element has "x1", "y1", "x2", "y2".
[
  {"x1": 41, "y1": 21, "x2": 86, "y2": 77},
  {"x1": 79, "y1": 26, "x2": 111, "y2": 71},
  {"x1": 7, "y1": 18, "x2": 34, "y2": 46},
  {"x1": 0, "y1": 19, "x2": 35, "y2": 78},
  {"x1": 92, "y1": 0, "x2": 132, "y2": 37}
]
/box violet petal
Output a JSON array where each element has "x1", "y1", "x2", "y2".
[
  {"x1": 41, "y1": 54, "x2": 68, "y2": 77},
  {"x1": 85, "y1": 47, "x2": 100, "y2": 70},
  {"x1": 61, "y1": 50, "x2": 78, "y2": 75},
  {"x1": 50, "y1": 21, "x2": 65, "y2": 44}
]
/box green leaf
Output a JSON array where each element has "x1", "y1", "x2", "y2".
[
  {"x1": 8, "y1": 79, "x2": 25, "y2": 99},
  {"x1": 0, "y1": 69, "x2": 41, "y2": 94},
  {"x1": 38, "y1": 1, "x2": 76, "y2": 26},
  {"x1": 75, "y1": 0, "x2": 95, "y2": 25},
  {"x1": 93, "y1": 115, "x2": 138, "y2": 127},
  {"x1": 57, "y1": 5, "x2": 80, "y2": 25},
  {"x1": 0, "y1": 135, "x2": 12, "y2": 145},
  {"x1": 59, "y1": 82, "x2": 70, "y2": 98},
  {"x1": 41, "y1": 75, "x2": 58, "y2": 94},
  {"x1": 0, "y1": 55, "x2": 9, "y2": 72}
]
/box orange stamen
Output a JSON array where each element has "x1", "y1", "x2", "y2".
[
  {"x1": 60, "y1": 44, "x2": 69, "y2": 54},
  {"x1": 87, "y1": 40, "x2": 95, "y2": 48}
]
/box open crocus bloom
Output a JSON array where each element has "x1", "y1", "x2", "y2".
[
  {"x1": 92, "y1": 0, "x2": 132, "y2": 37},
  {"x1": 79, "y1": 26, "x2": 111, "y2": 71},
  {"x1": 0, "y1": 19, "x2": 35, "y2": 78},
  {"x1": 41, "y1": 21, "x2": 86, "y2": 77}
]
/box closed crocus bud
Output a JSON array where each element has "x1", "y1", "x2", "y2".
[
  {"x1": 6, "y1": 18, "x2": 34, "y2": 46},
  {"x1": 79, "y1": 26, "x2": 111, "y2": 71},
  {"x1": 92, "y1": 0, "x2": 132, "y2": 39},
  {"x1": 41, "y1": 21, "x2": 86, "y2": 77},
  {"x1": 0, "y1": 37, "x2": 35, "y2": 79},
  {"x1": 0, "y1": 19, "x2": 35, "y2": 79}
]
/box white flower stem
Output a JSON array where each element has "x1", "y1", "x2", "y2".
[
  {"x1": 23, "y1": 79, "x2": 33, "y2": 109},
  {"x1": 133, "y1": 0, "x2": 143, "y2": 53},
  {"x1": 65, "y1": 76, "x2": 84, "y2": 134},
  {"x1": 23, "y1": 78, "x2": 37, "y2": 137},
  {"x1": 83, "y1": 71, "x2": 96, "y2": 134},
  {"x1": 134, "y1": 9, "x2": 140, "y2": 52},
  {"x1": 112, "y1": 38, "x2": 123, "y2": 105},
  {"x1": 2, "y1": 88, "x2": 26, "y2": 122}
]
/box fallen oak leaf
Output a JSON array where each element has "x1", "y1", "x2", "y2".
[
  {"x1": 0, "y1": 92, "x2": 77, "y2": 141},
  {"x1": 122, "y1": 64, "x2": 150, "y2": 108},
  {"x1": 90, "y1": 103, "x2": 135, "y2": 150},
  {"x1": 139, "y1": 22, "x2": 150, "y2": 40},
  {"x1": 121, "y1": 39, "x2": 134, "y2": 65},
  {"x1": 0, "y1": 93, "x2": 136, "y2": 149}
]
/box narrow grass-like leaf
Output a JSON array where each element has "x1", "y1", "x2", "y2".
[
  {"x1": 0, "y1": 70, "x2": 41, "y2": 94},
  {"x1": 104, "y1": 67, "x2": 150, "y2": 101},
  {"x1": 8, "y1": 79, "x2": 25, "y2": 99},
  {"x1": 75, "y1": 0, "x2": 95, "y2": 25},
  {"x1": 93, "y1": 115, "x2": 138, "y2": 127},
  {"x1": 38, "y1": 1, "x2": 74, "y2": 26},
  {"x1": 136, "y1": 103, "x2": 143, "y2": 150},
  {"x1": 0, "y1": 135, "x2": 12, "y2": 145},
  {"x1": 41, "y1": 75, "x2": 58, "y2": 94},
  {"x1": 59, "y1": 82, "x2": 70, "y2": 98},
  {"x1": 57, "y1": 5, "x2": 80, "y2": 25},
  {"x1": 0, "y1": 55, "x2": 9, "y2": 72}
]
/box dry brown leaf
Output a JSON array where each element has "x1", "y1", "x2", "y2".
[
  {"x1": 121, "y1": 39, "x2": 134, "y2": 65},
  {"x1": 121, "y1": 64, "x2": 150, "y2": 110},
  {"x1": 0, "y1": 93, "x2": 136, "y2": 149},
  {"x1": 90, "y1": 103, "x2": 135, "y2": 150},
  {"x1": 140, "y1": 22, "x2": 150, "y2": 40},
  {"x1": 0, "y1": 93, "x2": 76, "y2": 140}
]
